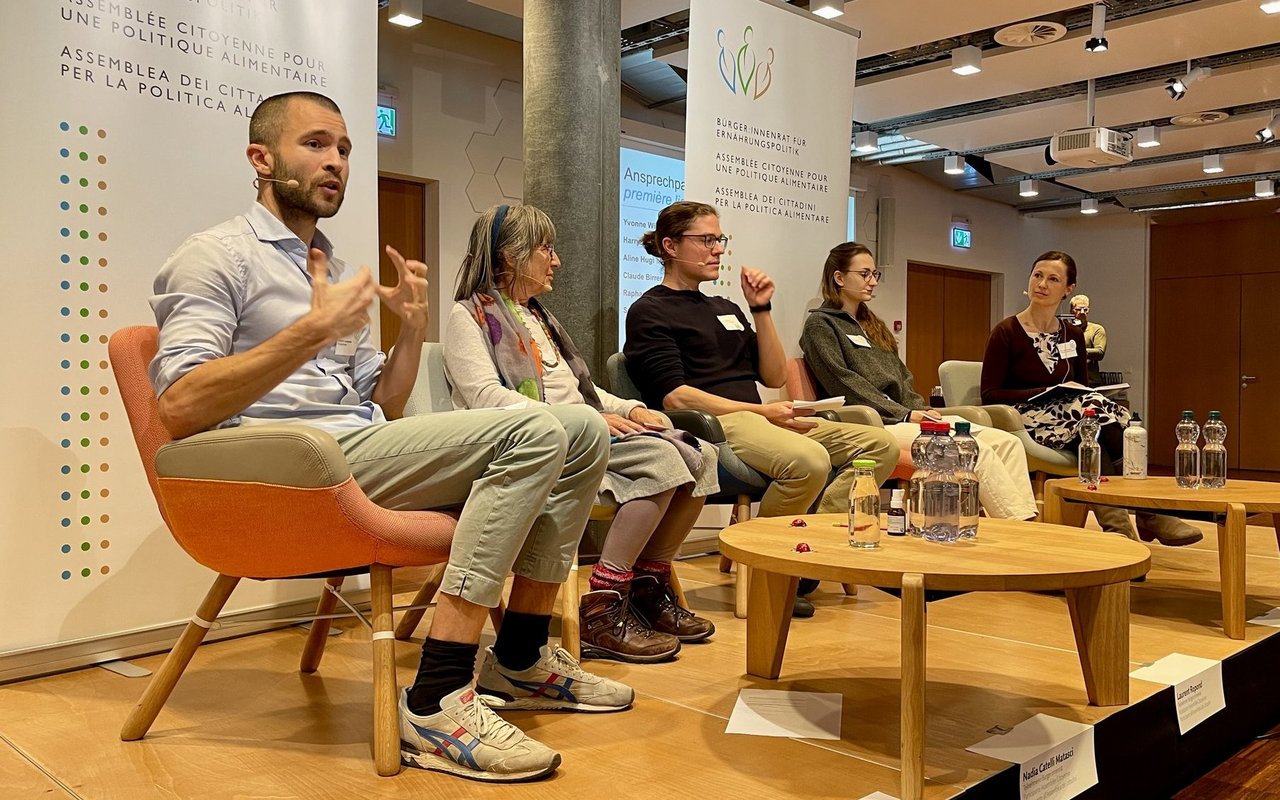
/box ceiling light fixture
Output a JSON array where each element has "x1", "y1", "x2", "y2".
[
  {"x1": 951, "y1": 46, "x2": 982, "y2": 76},
  {"x1": 943, "y1": 155, "x2": 966, "y2": 175},
  {"x1": 1019, "y1": 179, "x2": 1040, "y2": 197},
  {"x1": 1134, "y1": 125, "x2": 1162, "y2": 148},
  {"x1": 1085, "y1": 4, "x2": 1108, "y2": 52},
  {"x1": 387, "y1": 0, "x2": 423, "y2": 27},
  {"x1": 1202, "y1": 154, "x2": 1224, "y2": 174},
  {"x1": 1164, "y1": 63, "x2": 1210, "y2": 101},
  {"x1": 1262, "y1": 1, "x2": 1280, "y2": 13},
  {"x1": 1257, "y1": 179, "x2": 1276, "y2": 198},
  {"x1": 1081, "y1": 198, "x2": 1099, "y2": 215},
  {"x1": 1255, "y1": 112, "x2": 1279, "y2": 144},
  {"x1": 810, "y1": 0, "x2": 844, "y2": 19},
  {"x1": 854, "y1": 131, "x2": 880, "y2": 153}
]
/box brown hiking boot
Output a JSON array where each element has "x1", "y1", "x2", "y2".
[
  {"x1": 630, "y1": 575, "x2": 716, "y2": 643},
  {"x1": 1135, "y1": 512, "x2": 1204, "y2": 547},
  {"x1": 579, "y1": 588, "x2": 680, "y2": 664}
]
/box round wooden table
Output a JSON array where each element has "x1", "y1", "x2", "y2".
[
  {"x1": 719, "y1": 514, "x2": 1150, "y2": 800},
  {"x1": 1043, "y1": 477, "x2": 1280, "y2": 639}
]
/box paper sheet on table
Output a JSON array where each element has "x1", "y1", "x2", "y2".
[
  {"x1": 724, "y1": 689, "x2": 842, "y2": 740},
  {"x1": 792, "y1": 396, "x2": 846, "y2": 413},
  {"x1": 1249, "y1": 606, "x2": 1280, "y2": 627}
]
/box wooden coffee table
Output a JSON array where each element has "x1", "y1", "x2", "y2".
[
  {"x1": 719, "y1": 514, "x2": 1149, "y2": 800},
  {"x1": 1042, "y1": 477, "x2": 1280, "y2": 639}
]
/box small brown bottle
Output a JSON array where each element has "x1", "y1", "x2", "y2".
[{"x1": 886, "y1": 488, "x2": 907, "y2": 536}]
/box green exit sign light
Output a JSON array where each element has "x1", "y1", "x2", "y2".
[
  {"x1": 951, "y1": 226, "x2": 972, "y2": 249},
  {"x1": 377, "y1": 105, "x2": 397, "y2": 137}
]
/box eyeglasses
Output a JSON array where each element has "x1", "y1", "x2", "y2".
[
  {"x1": 844, "y1": 269, "x2": 882, "y2": 282},
  {"x1": 538, "y1": 243, "x2": 556, "y2": 257},
  {"x1": 677, "y1": 233, "x2": 730, "y2": 249},
  {"x1": 1073, "y1": 307, "x2": 1089, "y2": 313}
]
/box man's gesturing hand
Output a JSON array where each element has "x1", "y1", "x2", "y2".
[
  {"x1": 307, "y1": 247, "x2": 375, "y2": 342},
  {"x1": 377, "y1": 245, "x2": 430, "y2": 333}
]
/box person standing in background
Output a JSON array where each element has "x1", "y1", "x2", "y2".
[{"x1": 1069, "y1": 294, "x2": 1107, "y2": 386}]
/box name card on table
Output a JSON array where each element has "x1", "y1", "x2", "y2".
[
  {"x1": 1131, "y1": 653, "x2": 1226, "y2": 734},
  {"x1": 967, "y1": 714, "x2": 1097, "y2": 800}
]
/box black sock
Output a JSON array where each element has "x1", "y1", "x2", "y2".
[
  {"x1": 406, "y1": 638, "x2": 478, "y2": 716},
  {"x1": 492, "y1": 610, "x2": 552, "y2": 672}
]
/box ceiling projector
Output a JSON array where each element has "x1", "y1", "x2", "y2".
[{"x1": 1047, "y1": 127, "x2": 1133, "y2": 168}]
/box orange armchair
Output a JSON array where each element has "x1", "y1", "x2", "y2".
[{"x1": 109, "y1": 325, "x2": 460, "y2": 776}]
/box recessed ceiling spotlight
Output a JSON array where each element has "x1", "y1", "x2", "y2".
[
  {"x1": 1085, "y1": 4, "x2": 1108, "y2": 52},
  {"x1": 943, "y1": 155, "x2": 966, "y2": 174},
  {"x1": 854, "y1": 131, "x2": 880, "y2": 153},
  {"x1": 811, "y1": 1, "x2": 844, "y2": 18},
  {"x1": 1019, "y1": 179, "x2": 1040, "y2": 197},
  {"x1": 1256, "y1": 112, "x2": 1279, "y2": 144},
  {"x1": 1081, "y1": 198, "x2": 1099, "y2": 215},
  {"x1": 951, "y1": 46, "x2": 982, "y2": 76},
  {"x1": 388, "y1": 0, "x2": 423, "y2": 27},
  {"x1": 1134, "y1": 126, "x2": 1161, "y2": 148},
  {"x1": 1256, "y1": 179, "x2": 1276, "y2": 198},
  {"x1": 1202, "y1": 154, "x2": 1224, "y2": 174}
]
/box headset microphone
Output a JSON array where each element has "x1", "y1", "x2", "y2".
[
  {"x1": 253, "y1": 176, "x2": 300, "y2": 189},
  {"x1": 669, "y1": 257, "x2": 709, "y2": 267}
]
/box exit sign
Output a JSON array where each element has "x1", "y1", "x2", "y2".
[
  {"x1": 951, "y1": 226, "x2": 972, "y2": 249},
  {"x1": 376, "y1": 104, "x2": 397, "y2": 137}
]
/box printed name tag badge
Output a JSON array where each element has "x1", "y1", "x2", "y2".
[
  {"x1": 335, "y1": 335, "x2": 358, "y2": 357},
  {"x1": 717, "y1": 314, "x2": 745, "y2": 332},
  {"x1": 847, "y1": 334, "x2": 872, "y2": 348},
  {"x1": 1057, "y1": 340, "x2": 1078, "y2": 358}
]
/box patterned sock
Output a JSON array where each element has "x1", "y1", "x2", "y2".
[
  {"x1": 588, "y1": 563, "x2": 633, "y2": 592},
  {"x1": 633, "y1": 559, "x2": 672, "y2": 580},
  {"x1": 492, "y1": 610, "x2": 552, "y2": 672},
  {"x1": 405, "y1": 637, "x2": 478, "y2": 716}
]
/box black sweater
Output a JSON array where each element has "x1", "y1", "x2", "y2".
[{"x1": 623, "y1": 285, "x2": 761, "y2": 409}]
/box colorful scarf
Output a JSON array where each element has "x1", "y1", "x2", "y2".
[{"x1": 457, "y1": 290, "x2": 604, "y2": 410}]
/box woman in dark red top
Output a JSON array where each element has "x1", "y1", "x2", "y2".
[{"x1": 981, "y1": 251, "x2": 1200, "y2": 546}]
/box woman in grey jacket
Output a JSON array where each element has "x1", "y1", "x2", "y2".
[{"x1": 800, "y1": 242, "x2": 1037, "y2": 521}]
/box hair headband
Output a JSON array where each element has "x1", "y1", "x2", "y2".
[{"x1": 490, "y1": 204, "x2": 510, "y2": 269}]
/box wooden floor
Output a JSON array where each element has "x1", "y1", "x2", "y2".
[{"x1": 1, "y1": 517, "x2": 1278, "y2": 800}]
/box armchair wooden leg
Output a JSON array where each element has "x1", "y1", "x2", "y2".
[
  {"x1": 669, "y1": 564, "x2": 689, "y2": 609},
  {"x1": 718, "y1": 555, "x2": 733, "y2": 574},
  {"x1": 370, "y1": 565, "x2": 400, "y2": 777},
  {"x1": 561, "y1": 561, "x2": 581, "y2": 660},
  {"x1": 841, "y1": 583, "x2": 857, "y2": 597},
  {"x1": 394, "y1": 564, "x2": 445, "y2": 640},
  {"x1": 300, "y1": 577, "x2": 345, "y2": 673},
  {"x1": 121, "y1": 573, "x2": 239, "y2": 741},
  {"x1": 735, "y1": 562, "x2": 750, "y2": 619}
]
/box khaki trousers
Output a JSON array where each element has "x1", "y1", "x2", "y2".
[{"x1": 717, "y1": 412, "x2": 900, "y2": 517}]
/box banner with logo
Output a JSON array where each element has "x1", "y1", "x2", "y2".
[
  {"x1": 0, "y1": 1, "x2": 376, "y2": 662},
  {"x1": 684, "y1": 0, "x2": 858, "y2": 355}
]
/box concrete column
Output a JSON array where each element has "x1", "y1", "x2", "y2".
[{"x1": 523, "y1": 0, "x2": 621, "y2": 375}]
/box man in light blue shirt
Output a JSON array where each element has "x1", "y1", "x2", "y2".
[{"x1": 150, "y1": 91, "x2": 628, "y2": 782}]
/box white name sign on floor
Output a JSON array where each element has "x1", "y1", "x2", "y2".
[
  {"x1": 967, "y1": 714, "x2": 1097, "y2": 800},
  {"x1": 1249, "y1": 606, "x2": 1280, "y2": 627},
  {"x1": 1131, "y1": 653, "x2": 1226, "y2": 734},
  {"x1": 725, "y1": 689, "x2": 842, "y2": 739}
]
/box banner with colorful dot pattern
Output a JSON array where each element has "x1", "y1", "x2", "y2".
[{"x1": 0, "y1": 1, "x2": 377, "y2": 656}]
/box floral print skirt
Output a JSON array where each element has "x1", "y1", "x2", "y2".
[{"x1": 1014, "y1": 391, "x2": 1132, "y2": 449}]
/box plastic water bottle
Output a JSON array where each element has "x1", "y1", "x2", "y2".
[
  {"x1": 907, "y1": 424, "x2": 935, "y2": 536},
  {"x1": 1077, "y1": 408, "x2": 1101, "y2": 484},
  {"x1": 1175, "y1": 410, "x2": 1201, "y2": 489},
  {"x1": 1122, "y1": 415, "x2": 1148, "y2": 480},
  {"x1": 849, "y1": 459, "x2": 881, "y2": 549},
  {"x1": 953, "y1": 421, "x2": 980, "y2": 539},
  {"x1": 1202, "y1": 411, "x2": 1227, "y2": 488},
  {"x1": 922, "y1": 422, "x2": 960, "y2": 543}
]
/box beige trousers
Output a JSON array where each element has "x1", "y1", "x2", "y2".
[{"x1": 718, "y1": 413, "x2": 900, "y2": 517}]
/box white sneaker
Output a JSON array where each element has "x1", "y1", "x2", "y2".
[
  {"x1": 399, "y1": 686, "x2": 560, "y2": 782},
  {"x1": 476, "y1": 644, "x2": 635, "y2": 712}
]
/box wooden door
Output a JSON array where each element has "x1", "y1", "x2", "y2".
[
  {"x1": 906, "y1": 263, "x2": 992, "y2": 398},
  {"x1": 1239, "y1": 273, "x2": 1280, "y2": 471},
  {"x1": 1148, "y1": 275, "x2": 1240, "y2": 467},
  {"x1": 377, "y1": 176, "x2": 427, "y2": 352}
]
